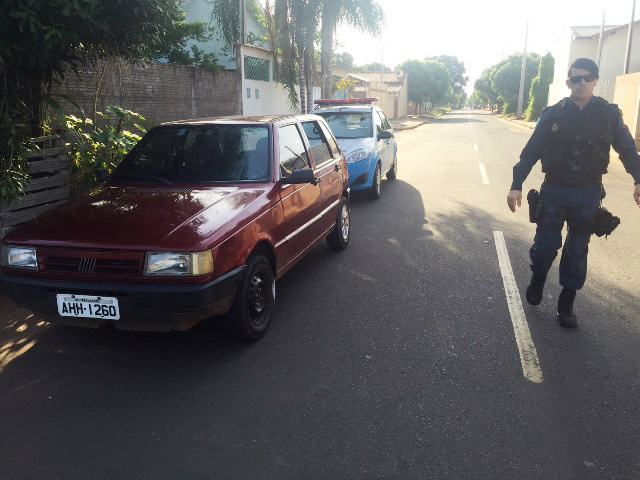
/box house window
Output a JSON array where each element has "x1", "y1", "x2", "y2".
[
  {"x1": 255, "y1": 89, "x2": 260, "y2": 99},
  {"x1": 247, "y1": 88, "x2": 251, "y2": 98},
  {"x1": 244, "y1": 56, "x2": 270, "y2": 82}
]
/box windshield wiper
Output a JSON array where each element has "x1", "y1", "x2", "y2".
[{"x1": 111, "y1": 171, "x2": 172, "y2": 184}]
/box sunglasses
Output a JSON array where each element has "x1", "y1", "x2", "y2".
[{"x1": 569, "y1": 74, "x2": 597, "y2": 84}]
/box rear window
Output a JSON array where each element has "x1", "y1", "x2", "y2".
[
  {"x1": 113, "y1": 125, "x2": 270, "y2": 183},
  {"x1": 316, "y1": 112, "x2": 373, "y2": 139}
]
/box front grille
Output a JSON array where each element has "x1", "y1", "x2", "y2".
[{"x1": 41, "y1": 253, "x2": 142, "y2": 275}]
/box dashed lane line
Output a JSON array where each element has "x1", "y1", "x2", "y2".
[
  {"x1": 493, "y1": 231, "x2": 543, "y2": 384},
  {"x1": 478, "y1": 163, "x2": 489, "y2": 184}
]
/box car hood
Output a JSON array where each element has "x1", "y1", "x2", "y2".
[
  {"x1": 335, "y1": 137, "x2": 376, "y2": 157},
  {"x1": 4, "y1": 184, "x2": 274, "y2": 251}
]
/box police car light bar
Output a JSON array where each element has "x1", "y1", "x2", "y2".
[{"x1": 313, "y1": 97, "x2": 378, "y2": 107}]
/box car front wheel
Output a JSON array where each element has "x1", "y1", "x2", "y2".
[
  {"x1": 225, "y1": 255, "x2": 275, "y2": 340},
  {"x1": 326, "y1": 196, "x2": 351, "y2": 250}
]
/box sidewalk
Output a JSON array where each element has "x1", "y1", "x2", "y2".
[
  {"x1": 498, "y1": 114, "x2": 536, "y2": 130},
  {"x1": 391, "y1": 115, "x2": 435, "y2": 131}
]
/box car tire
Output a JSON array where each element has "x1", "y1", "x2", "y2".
[
  {"x1": 224, "y1": 254, "x2": 275, "y2": 341},
  {"x1": 386, "y1": 153, "x2": 397, "y2": 180},
  {"x1": 326, "y1": 196, "x2": 351, "y2": 250},
  {"x1": 367, "y1": 163, "x2": 381, "y2": 200}
]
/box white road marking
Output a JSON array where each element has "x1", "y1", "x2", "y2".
[
  {"x1": 493, "y1": 231, "x2": 543, "y2": 384},
  {"x1": 474, "y1": 143, "x2": 479, "y2": 151},
  {"x1": 478, "y1": 163, "x2": 490, "y2": 184}
]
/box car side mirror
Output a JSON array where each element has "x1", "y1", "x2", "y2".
[
  {"x1": 377, "y1": 130, "x2": 393, "y2": 140},
  {"x1": 280, "y1": 168, "x2": 320, "y2": 185},
  {"x1": 96, "y1": 168, "x2": 109, "y2": 182}
]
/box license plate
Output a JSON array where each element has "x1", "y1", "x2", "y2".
[{"x1": 56, "y1": 294, "x2": 120, "y2": 320}]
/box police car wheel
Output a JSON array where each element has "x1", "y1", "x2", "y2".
[{"x1": 368, "y1": 163, "x2": 381, "y2": 200}]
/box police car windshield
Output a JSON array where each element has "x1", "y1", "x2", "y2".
[{"x1": 316, "y1": 112, "x2": 373, "y2": 139}]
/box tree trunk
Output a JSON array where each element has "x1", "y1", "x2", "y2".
[
  {"x1": 296, "y1": 38, "x2": 306, "y2": 114},
  {"x1": 321, "y1": 19, "x2": 335, "y2": 100},
  {"x1": 306, "y1": 49, "x2": 314, "y2": 113}
]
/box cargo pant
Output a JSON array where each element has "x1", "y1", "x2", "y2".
[{"x1": 529, "y1": 183, "x2": 602, "y2": 290}]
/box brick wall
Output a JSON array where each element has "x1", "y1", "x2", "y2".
[{"x1": 52, "y1": 60, "x2": 241, "y2": 125}]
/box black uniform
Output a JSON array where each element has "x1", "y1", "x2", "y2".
[{"x1": 511, "y1": 96, "x2": 640, "y2": 290}]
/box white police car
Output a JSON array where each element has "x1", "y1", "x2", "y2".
[{"x1": 314, "y1": 98, "x2": 397, "y2": 199}]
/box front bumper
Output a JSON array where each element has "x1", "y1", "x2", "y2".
[
  {"x1": 347, "y1": 155, "x2": 375, "y2": 190},
  {"x1": 0, "y1": 267, "x2": 245, "y2": 331}
]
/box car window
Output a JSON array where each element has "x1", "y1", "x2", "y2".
[
  {"x1": 278, "y1": 124, "x2": 310, "y2": 177},
  {"x1": 315, "y1": 112, "x2": 373, "y2": 139},
  {"x1": 374, "y1": 111, "x2": 383, "y2": 135},
  {"x1": 378, "y1": 111, "x2": 392, "y2": 130},
  {"x1": 113, "y1": 125, "x2": 270, "y2": 182},
  {"x1": 318, "y1": 121, "x2": 340, "y2": 157},
  {"x1": 301, "y1": 121, "x2": 333, "y2": 165}
]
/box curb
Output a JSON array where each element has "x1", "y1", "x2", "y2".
[{"x1": 393, "y1": 121, "x2": 429, "y2": 131}]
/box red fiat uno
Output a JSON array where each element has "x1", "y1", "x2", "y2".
[{"x1": 0, "y1": 115, "x2": 350, "y2": 340}]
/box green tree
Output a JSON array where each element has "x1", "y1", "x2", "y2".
[
  {"x1": 333, "y1": 52, "x2": 355, "y2": 69},
  {"x1": 1, "y1": 0, "x2": 197, "y2": 202},
  {"x1": 320, "y1": 0, "x2": 385, "y2": 98},
  {"x1": 397, "y1": 59, "x2": 450, "y2": 113},
  {"x1": 489, "y1": 53, "x2": 540, "y2": 115},
  {"x1": 352, "y1": 62, "x2": 392, "y2": 72},
  {"x1": 524, "y1": 52, "x2": 555, "y2": 121}
]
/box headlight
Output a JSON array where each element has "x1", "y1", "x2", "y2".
[
  {"x1": 144, "y1": 250, "x2": 214, "y2": 276},
  {"x1": 1, "y1": 245, "x2": 38, "y2": 269},
  {"x1": 345, "y1": 149, "x2": 370, "y2": 164}
]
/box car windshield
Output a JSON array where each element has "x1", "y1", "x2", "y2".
[
  {"x1": 316, "y1": 112, "x2": 373, "y2": 139},
  {"x1": 113, "y1": 124, "x2": 270, "y2": 183}
]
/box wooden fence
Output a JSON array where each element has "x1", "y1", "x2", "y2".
[{"x1": 0, "y1": 135, "x2": 70, "y2": 237}]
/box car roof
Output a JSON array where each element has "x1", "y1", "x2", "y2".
[
  {"x1": 158, "y1": 114, "x2": 327, "y2": 127},
  {"x1": 313, "y1": 106, "x2": 376, "y2": 114}
]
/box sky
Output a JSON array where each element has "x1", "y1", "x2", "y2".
[{"x1": 335, "y1": 0, "x2": 639, "y2": 94}]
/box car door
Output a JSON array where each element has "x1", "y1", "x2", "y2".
[
  {"x1": 276, "y1": 123, "x2": 322, "y2": 265},
  {"x1": 379, "y1": 110, "x2": 396, "y2": 166},
  {"x1": 300, "y1": 119, "x2": 342, "y2": 235},
  {"x1": 374, "y1": 110, "x2": 391, "y2": 174}
]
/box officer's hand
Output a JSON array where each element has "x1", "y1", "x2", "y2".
[
  {"x1": 507, "y1": 190, "x2": 522, "y2": 212},
  {"x1": 634, "y1": 184, "x2": 640, "y2": 207}
]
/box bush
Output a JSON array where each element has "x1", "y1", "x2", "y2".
[{"x1": 66, "y1": 106, "x2": 146, "y2": 195}]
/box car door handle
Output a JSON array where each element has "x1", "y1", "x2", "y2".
[{"x1": 334, "y1": 163, "x2": 342, "y2": 171}]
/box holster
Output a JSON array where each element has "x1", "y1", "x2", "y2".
[
  {"x1": 527, "y1": 189, "x2": 542, "y2": 223},
  {"x1": 592, "y1": 207, "x2": 620, "y2": 237}
]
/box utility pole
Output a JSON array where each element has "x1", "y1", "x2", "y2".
[
  {"x1": 516, "y1": 19, "x2": 529, "y2": 119},
  {"x1": 624, "y1": 0, "x2": 636, "y2": 74},
  {"x1": 596, "y1": 11, "x2": 605, "y2": 68}
]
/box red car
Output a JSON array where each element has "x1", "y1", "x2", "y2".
[{"x1": 0, "y1": 114, "x2": 351, "y2": 339}]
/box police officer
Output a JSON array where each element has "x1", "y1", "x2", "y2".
[{"x1": 507, "y1": 58, "x2": 640, "y2": 328}]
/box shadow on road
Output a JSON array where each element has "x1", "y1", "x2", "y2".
[{"x1": 0, "y1": 177, "x2": 638, "y2": 479}]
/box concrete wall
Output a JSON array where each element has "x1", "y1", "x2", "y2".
[
  {"x1": 52, "y1": 61, "x2": 241, "y2": 125},
  {"x1": 239, "y1": 44, "x2": 320, "y2": 116},
  {"x1": 613, "y1": 72, "x2": 640, "y2": 148}
]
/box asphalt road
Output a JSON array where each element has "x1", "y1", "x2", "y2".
[{"x1": 1, "y1": 110, "x2": 639, "y2": 479}]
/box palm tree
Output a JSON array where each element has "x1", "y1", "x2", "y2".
[{"x1": 320, "y1": 0, "x2": 385, "y2": 99}]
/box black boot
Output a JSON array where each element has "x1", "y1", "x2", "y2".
[
  {"x1": 557, "y1": 288, "x2": 578, "y2": 328},
  {"x1": 526, "y1": 273, "x2": 547, "y2": 305}
]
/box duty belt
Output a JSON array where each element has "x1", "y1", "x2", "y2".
[{"x1": 544, "y1": 173, "x2": 602, "y2": 188}]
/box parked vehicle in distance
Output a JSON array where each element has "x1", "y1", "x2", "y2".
[
  {"x1": 0, "y1": 114, "x2": 351, "y2": 340},
  {"x1": 314, "y1": 98, "x2": 397, "y2": 199}
]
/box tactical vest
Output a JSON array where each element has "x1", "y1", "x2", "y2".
[{"x1": 539, "y1": 97, "x2": 612, "y2": 176}]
